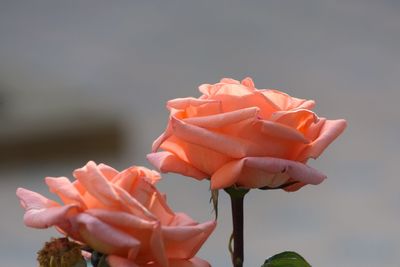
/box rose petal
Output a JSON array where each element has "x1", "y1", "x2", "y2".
[
  {"x1": 152, "y1": 121, "x2": 174, "y2": 152},
  {"x1": 210, "y1": 160, "x2": 244, "y2": 189},
  {"x1": 256, "y1": 120, "x2": 309, "y2": 144},
  {"x1": 107, "y1": 255, "x2": 140, "y2": 267},
  {"x1": 45, "y1": 177, "x2": 87, "y2": 209},
  {"x1": 85, "y1": 209, "x2": 156, "y2": 230},
  {"x1": 147, "y1": 151, "x2": 208, "y2": 180},
  {"x1": 112, "y1": 186, "x2": 156, "y2": 221},
  {"x1": 169, "y1": 212, "x2": 198, "y2": 227},
  {"x1": 16, "y1": 188, "x2": 78, "y2": 228},
  {"x1": 300, "y1": 119, "x2": 347, "y2": 160},
  {"x1": 162, "y1": 220, "x2": 216, "y2": 259},
  {"x1": 140, "y1": 186, "x2": 175, "y2": 226},
  {"x1": 183, "y1": 107, "x2": 259, "y2": 129},
  {"x1": 75, "y1": 213, "x2": 141, "y2": 256},
  {"x1": 262, "y1": 90, "x2": 313, "y2": 111},
  {"x1": 73, "y1": 161, "x2": 119, "y2": 207},
  {"x1": 169, "y1": 116, "x2": 252, "y2": 158},
  {"x1": 211, "y1": 157, "x2": 326, "y2": 189},
  {"x1": 241, "y1": 77, "x2": 255, "y2": 89},
  {"x1": 107, "y1": 256, "x2": 210, "y2": 267},
  {"x1": 98, "y1": 163, "x2": 119, "y2": 180},
  {"x1": 220, "y1": 78, "x2": 240, "y2": 84},
  {"x1": 270, "y1": 109, "x2": 318, "y2": 133},
  {"x1": 166, "y1": 257, "x2": 211, "y2": 267},
  {"x1": 160, "y1": 136, "x2": 231, "y2": 175},
  {"x1": 167, "y1": 98, "x2": 220, "y2": 110},
  {"x1": 135, "y1": 167, "x2": 161, "y2": 185}
]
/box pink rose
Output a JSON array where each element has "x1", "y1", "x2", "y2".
[
  {"x1": 147, "y1": 77, "x2": 346, "y2": 191},
  {"x1": 16, "y1": 161, "x2": 216, "y2": 267}
]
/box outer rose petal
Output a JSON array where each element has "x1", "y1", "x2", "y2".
[
  {"x1": 147, "y1": 151, "x2": 208, "y2": 180},
  {"x1": 45, "y1": 177, "x2": 87, "y2": 209},
  {"x1": 16, "y1": 188, "x2": 78, "y2": 229},
  {"x1": 107, "y1": 256, "x2": 210, "y2": 267},
  {"x1": 107, "y1": 255, "x2": 140, "y2": 267},
  {"x1": 300, "y1": 119, "x2": 347, "y2": 161},
  {"x1": 74, "y1": 213, "x2": 141, "y2": 256},
  {"x1": 162, "y1": 220, "x2": 216, "y2": 259},
  {"x1": 210, "y1": 157, "x2": 326, "y2": 189}
]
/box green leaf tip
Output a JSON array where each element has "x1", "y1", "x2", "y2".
[{"x1": 262, "y1": 251, "x2": 311, "y2": 267}]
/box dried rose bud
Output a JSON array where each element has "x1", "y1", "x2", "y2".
[{"x1": 37, "y1": 237, "x2": 86, "y2": 267}]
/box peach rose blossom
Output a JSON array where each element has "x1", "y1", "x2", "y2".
[
  {"x1": 16, "y1": 161, "x2": 216, "y2": 267},
  {"x1": 147, "y1": 77, "x2": 347, "y2": 191}
]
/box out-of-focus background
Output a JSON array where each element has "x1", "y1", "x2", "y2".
[{"x1": 1, "y1": 0, "x2": 399, "y2": 266}]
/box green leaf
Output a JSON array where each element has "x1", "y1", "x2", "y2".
[{"x1": 262, "y1": 251, "x2": 311, "y2": 267}]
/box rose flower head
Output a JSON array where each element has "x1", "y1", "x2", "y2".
[
  {"x1": 147, "y1": 77, "x2": 347, "y2": 191},
  {"x1": 16, "y1": 161, "x2": 216, "y2": 267}
]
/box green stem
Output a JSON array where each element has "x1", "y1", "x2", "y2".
[{"x1": 225, "y1": 187, "x2": 249, "y2": 267}]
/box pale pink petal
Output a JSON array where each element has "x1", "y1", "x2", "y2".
[
  {"x1": 241, "y1": 77, "x2": 255, "y2": 89},
  {"x1": 112, "y1": 167, "x2": 161, "y2": 189},
  {"x1": 168, "y1": 257, "x2": 211, "y2": 267},
  {"x1": 87, "y1": 210, "x2": 168, "y2": 267},
  {"x1": 167, "y1": 98, "x2": 220, "y2": 110},
  {"x1": 16, "y1": 188, "x2": 78, "y2": 228},
  {"x1": 283, "y1": 181, "x2": 306, "y2": 192},
  {"x1": 210, "y1": 160, "x2": 245, "y2": 189},
  {"x1": 45, "y1": 177, "x2": 87, "y2": 209},
  {"x1": 207, "y1": 83, "x2": 254, "y2": 97},
  {"x1": 162, "y1": 220, "x2": 216, "y2": 259},
  {"x1": 211, "y1": 157, "x2": 326, "y2": 189},
  {"x1": 110, "y1": 168, "x2": 139, "y2": 191},
  {"x1": 256, "y1": 120, "x2": 309, "y2": 143},
  {"x1": 169, "y1": 212, "x2": 197, "y2": 227},
  {"x1": 149, "y1": 223, "x2": 168, "y2": 267},
  {"x1": 160, "y1": 136, "x2": 231, "y2": 176},
  {"x1": 236, "y1": 166, "x2": 290, "y2": 188},
  {"x1": 85, "y1": 209, "x2": 156, "y2": 230},
  {"x1": 75, "y1": 213, "x2": 140, "y2": 255},
  {"x1": 292, "y1": 99, "x2": 315, "y2": 110},
  {"x1": 207, "y1": 91, "x2": 279, "y2": 119},
  {"x1": 98, "y1": 163, "x2": 119, "y2": 180},
  {"x1": 244, "y1": 157, "x2": 326, "y2": 186},
  {"x1": 107, "y1": 255, "x2": 140, "y2": 267},
  {"x1": 141, "y1": 186, "x2": 175, "y2": 226},
  {"x1": 300, "y1": 119, "x2": 347, "y2": 160},
  {"x1": 113, "y1": 186, "x2": 156, "y2": 221},
  {"x1": 220, "y1": 78, "x2": 240, "y2": 84},
  {"x1": 108, "y1": 257, "x2": 210, "y2": 267},
  {"x1": 73, "y1": 161, "x2": 119, "y2": 206},
  {"x1": 152, "y1": 121, "x2": 174, "y2": 152},
  {"x1": 136, "y1": 167, "x2": 161, "y2": 185},
  {"x1": 159, "y1": 258, "x2": 210, "y2": 267},
  {"x1": 262, "y1": 90, "x2": 311, "y2": 111},
  {"x1": 270, "y1": 109, "x2": 318, "y2": 133},
  {"x1": 147, "y1": 152, "x2": 208, "y2": 180},
  {"x1": 169, "y1": 116, "x2": 253, "y2": 158},
  {"x1": 183, "y1": 107, "x2": 259, "y2": 128},
  {"x1": 115, "y1": 180, "x2": 176, "y2": 226}
]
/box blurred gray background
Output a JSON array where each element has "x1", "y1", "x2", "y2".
[{"x1": 1, "y1": 0, "x2": 399, "y2": 266}]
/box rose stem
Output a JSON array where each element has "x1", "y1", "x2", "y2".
[{"x1": 225, "y1": 187, "x2": 249, "y2": 267}]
